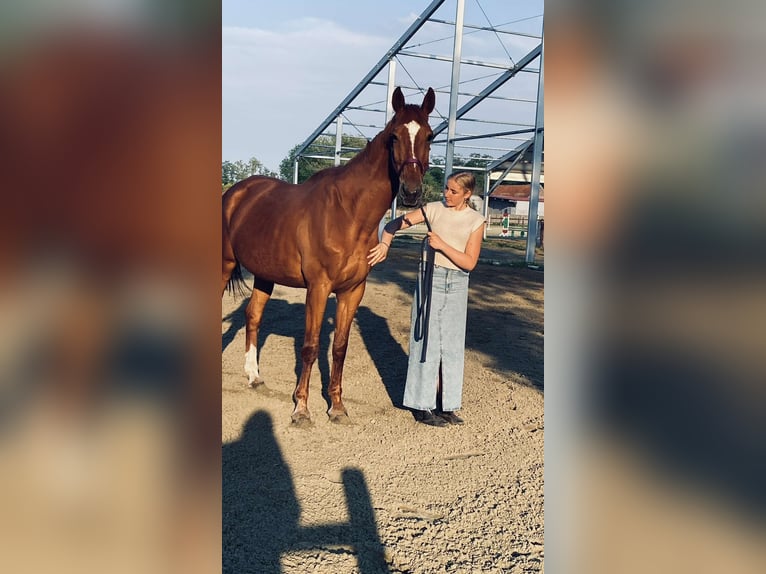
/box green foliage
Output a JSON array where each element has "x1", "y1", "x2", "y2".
[
  {"x1": 271, "y1": 139, "x2": 494, "y2": 202},
  {"x1": 417, "y1": 154, "x2": 493, "y2": 201},
  {"x1": 222, "y1": 157, "x2": 277, "y2": 190},
  {"x1": 460, "y1": 153, "x2": 493, "y2": 193},
  {"x1": 221, "y1": 160, "x2": 238, "y2": 187},
  {"x1": 279, "y1": 134, "x2": 370, "y2": 183},
  {"x1": 422, "y1": 169, "x2": 444, "y2": 203},
  {"x1": 279, "y1": 144, "x2": 332, "y2": 184},
  {"x1": 447, "y1": 153, "x2": 492, "y2": 192}
]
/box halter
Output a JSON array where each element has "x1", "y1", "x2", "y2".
[
  {"x1": 397, "y1": 156, "x2": 427, "y2": 176},
  {"x1": 388, "y1": 114, "x2": 430, "y2": 178}
]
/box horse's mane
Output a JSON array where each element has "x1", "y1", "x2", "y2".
[
  {"x1": 303, "y1": 103, "x2": 425, "y2": 184},
  {"x1": 301, "y1": 129, "x2": 384, "y2": 183}
]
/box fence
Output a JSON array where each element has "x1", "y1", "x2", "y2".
[{"x1": 384, "y1": 211, "x2": 543, "y2": 246}]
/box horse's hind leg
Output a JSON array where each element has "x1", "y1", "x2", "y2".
[
  {"x1": 292, "y1": 283, "x2": 331, "y2": 424},
  {"x1": 244, "y1": 277, "x2": 274, "y2": 387},
  {"x1": 327, "y1": 282, "x2": 367, "y2": 422}
]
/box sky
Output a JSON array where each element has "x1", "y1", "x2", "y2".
[{"x1": 222, "y1": 0, "x2": 543, "y2": 173}]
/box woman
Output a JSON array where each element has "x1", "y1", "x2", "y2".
[{"x1": 367, "y1": 172, "x2": 486, "y2": 426}]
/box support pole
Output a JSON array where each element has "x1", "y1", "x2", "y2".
[
  {"x1": 483, "y1": 171, "x2": 490, "y2": 239},
  {"x1": 386, "y1": 60, "x2": 398, "y2": 220},
  {"x1": 525, "y1": 28, "x2": 544, "y2": 265},
  {"x1": 294, "y1": 0, "x2": 447, "y2": 159},
  {"x1": 443, "y1": 0, "x2": 465, "y2": 184},
  {"x1": 334, "y1": 115, "x2": 343, "y2": 167}
]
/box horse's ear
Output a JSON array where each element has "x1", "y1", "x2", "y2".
[
  {"x1": 392, "y1": 87, "x2": 405, "y2": 113},
  {"x1": 421, "y1": 87, "x2": 435, "y2": 115}
]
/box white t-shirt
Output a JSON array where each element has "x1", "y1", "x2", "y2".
[{"x1": 421, "y1": 201, "x2": 486, "y2": 270}]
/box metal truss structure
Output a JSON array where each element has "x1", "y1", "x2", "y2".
[{"x1": 292, "y1": 0, "x2": 544, "y2": 262}]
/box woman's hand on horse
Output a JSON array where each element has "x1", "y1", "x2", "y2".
[{"x1": 367, "y1": 242, "x2": 389, "y2": 266}]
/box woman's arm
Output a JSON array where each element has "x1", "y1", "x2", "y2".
[
  {"x1": 426, "y1": 224, "x2": 485, "y2": 271},
  {"x1": 367, "y1": 208, "x2": 426, "y2": 266}
]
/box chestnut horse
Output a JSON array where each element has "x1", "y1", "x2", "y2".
[{"x1": 222, "y1": 87, "x2": 435, "y2": 424}]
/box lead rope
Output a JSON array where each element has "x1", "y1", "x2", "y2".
[{"x1": 413, "y1": 206, "x2": 434, "y2": 363}]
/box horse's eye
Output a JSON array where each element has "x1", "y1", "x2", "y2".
[{"x1": 390, "y1": 134, "x2": 399, "y2": 142}]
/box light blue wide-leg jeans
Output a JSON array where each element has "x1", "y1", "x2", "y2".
[{"x1": 402, "y1": 266, "x2": 470, "y2": 412}]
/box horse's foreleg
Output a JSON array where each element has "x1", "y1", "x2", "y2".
[
  {"x1": 244, "y1": 278, "x2": 274, "y2": 387},
  {"x1": 292, "y1": 284, "x2": 331, "y2": 424},
  {"x1": 328, "y1": 282, "x2": 367, "y2": 422}
]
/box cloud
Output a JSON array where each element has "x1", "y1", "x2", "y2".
[
  {"x1": 397, "y1": 12, "x2": 420, "y2": 26},
  {"x1": 222, "y1": 20, "x2": 390, "y2": 171},
  {"x1": 222, "y1": 10, "x2": 543, "y2": 173}
]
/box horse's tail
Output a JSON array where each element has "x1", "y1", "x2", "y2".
[
  {"x1": 225, "y1": 260, "x2": 251, "y2": 298},
  {"x1": 222, "y1": 192, "x2": 251, "y2": 298}
]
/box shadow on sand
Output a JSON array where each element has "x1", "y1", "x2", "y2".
[
  {"x1": 223, "y1": 410, "x2": 390, "y2": 573},
  {"x1": 222, "y1": 296, "x2": 339, "y2": 409}
]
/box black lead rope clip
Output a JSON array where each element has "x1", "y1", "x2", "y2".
[{"x1": 414, "y1": 206, "x2": 434, "y2": 363}]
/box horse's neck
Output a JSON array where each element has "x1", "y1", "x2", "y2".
[
  {"x1": 345, "y1": 131, "x2": 390, "y2": 181},
  {"x1": 335, "y1": 133, "x2": 394, "y2": 227}
]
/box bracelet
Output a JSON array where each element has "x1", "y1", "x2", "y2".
[{"x1": 380, "y1": 242, "x2": 390, "y2": 249}]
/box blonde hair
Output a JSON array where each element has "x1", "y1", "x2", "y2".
[
  {"x1": 447, "y1": 171, "x2": 477, "y2": 209},
  {"x1": 448, "y1": 171, "x2": 476, "y2": 194}
]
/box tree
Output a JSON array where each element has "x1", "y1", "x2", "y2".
[
  {"x1": 279, "y1": 134, "x2": 370, "y2": 183},
  {"x1": 273, "y1": 137, "x2": 495, "y2": 204},
  {"x1": 416, "y1": 155, "x2": 445, "y2": 203},
  {"x1": 439, "y1": 153, "x2": 493, "y2": 196},
  {"x1": 461, "y1": 153, "x2": 493, "y2": 193},
  {"x1": 222, "y1": 160, "x2": 238, "y2": 187},
  {"x1": 279, "y1": 143, "x2": 332, "y2": 184},
  {"x1": 222, "y1": 157, "x2": 277, "y2": 190}
]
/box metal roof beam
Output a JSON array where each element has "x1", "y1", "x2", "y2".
[
  {"x1": 426, "y1": 18, "x2": 542, "y2": 39},
  {"x1": 435, "y1": 118, "x2": 536, "y2": 130},
  {"x1": 488, "y1": 152, "x2": 529, "y2": 195},
  {"x1": 445, "y1": 128, "x2": 536, "y2": 142},
  {"x1": 398, "y1": 50, "x2": 535, "y2": 71},
  {"x1": 432, "y1": 43, "x2": 542, "y2": 137},
  {"x1": 440, "y1": 143, "x2": 531, "y2": 153},
  {"x1": 486, "y1": 138, "x2": 535, "y2": 171},
  {"x1": 295, "y1": 0, "x2": 447, "y2": 157},
  {"x1": 409, "y1": 88, "x2": 533, "y2": 103},
  {"x1": 364, "y1": 81, "x2": 536, "y2": 103},
  {"x1": 343, "y1": 106, "x2": 388, "y2": 113}
]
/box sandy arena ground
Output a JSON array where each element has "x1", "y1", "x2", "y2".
[{"x1": 222, "y1": 238, "x2": 544, "y2": 573}]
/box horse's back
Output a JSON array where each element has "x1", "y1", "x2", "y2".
[{"x1": 224, "y1": 175, "x2": 290, "y2": 216}]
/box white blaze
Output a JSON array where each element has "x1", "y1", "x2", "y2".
[{"x1": 405, "y1": 120, "x2": 420, "y2": 158}]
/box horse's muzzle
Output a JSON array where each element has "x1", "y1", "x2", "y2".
[{"x1": 398, "y1": 186, "x2": 423, "y2": 208}]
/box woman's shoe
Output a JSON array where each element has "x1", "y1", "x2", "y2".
[
  {"x1": 415, "y1": 409, "x2": 447, "y2": 427},
  {"x1": 438, "y1": 411, "x2": 464, "y2": 425}
]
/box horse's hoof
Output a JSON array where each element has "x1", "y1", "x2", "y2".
[
  {"x1": 248, "y1": 377, "x2": 265, "y2": 388},
  {"x1": 328, "y1": 411, "x2": 352, "y2": 425},
  {"x1": 290, "y1": 411, "x2": 313, "y2": 427}
]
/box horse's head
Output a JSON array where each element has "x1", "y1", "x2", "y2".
[{"x1": 388, "y1": 87, "x2": 435, "y2": 207}]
